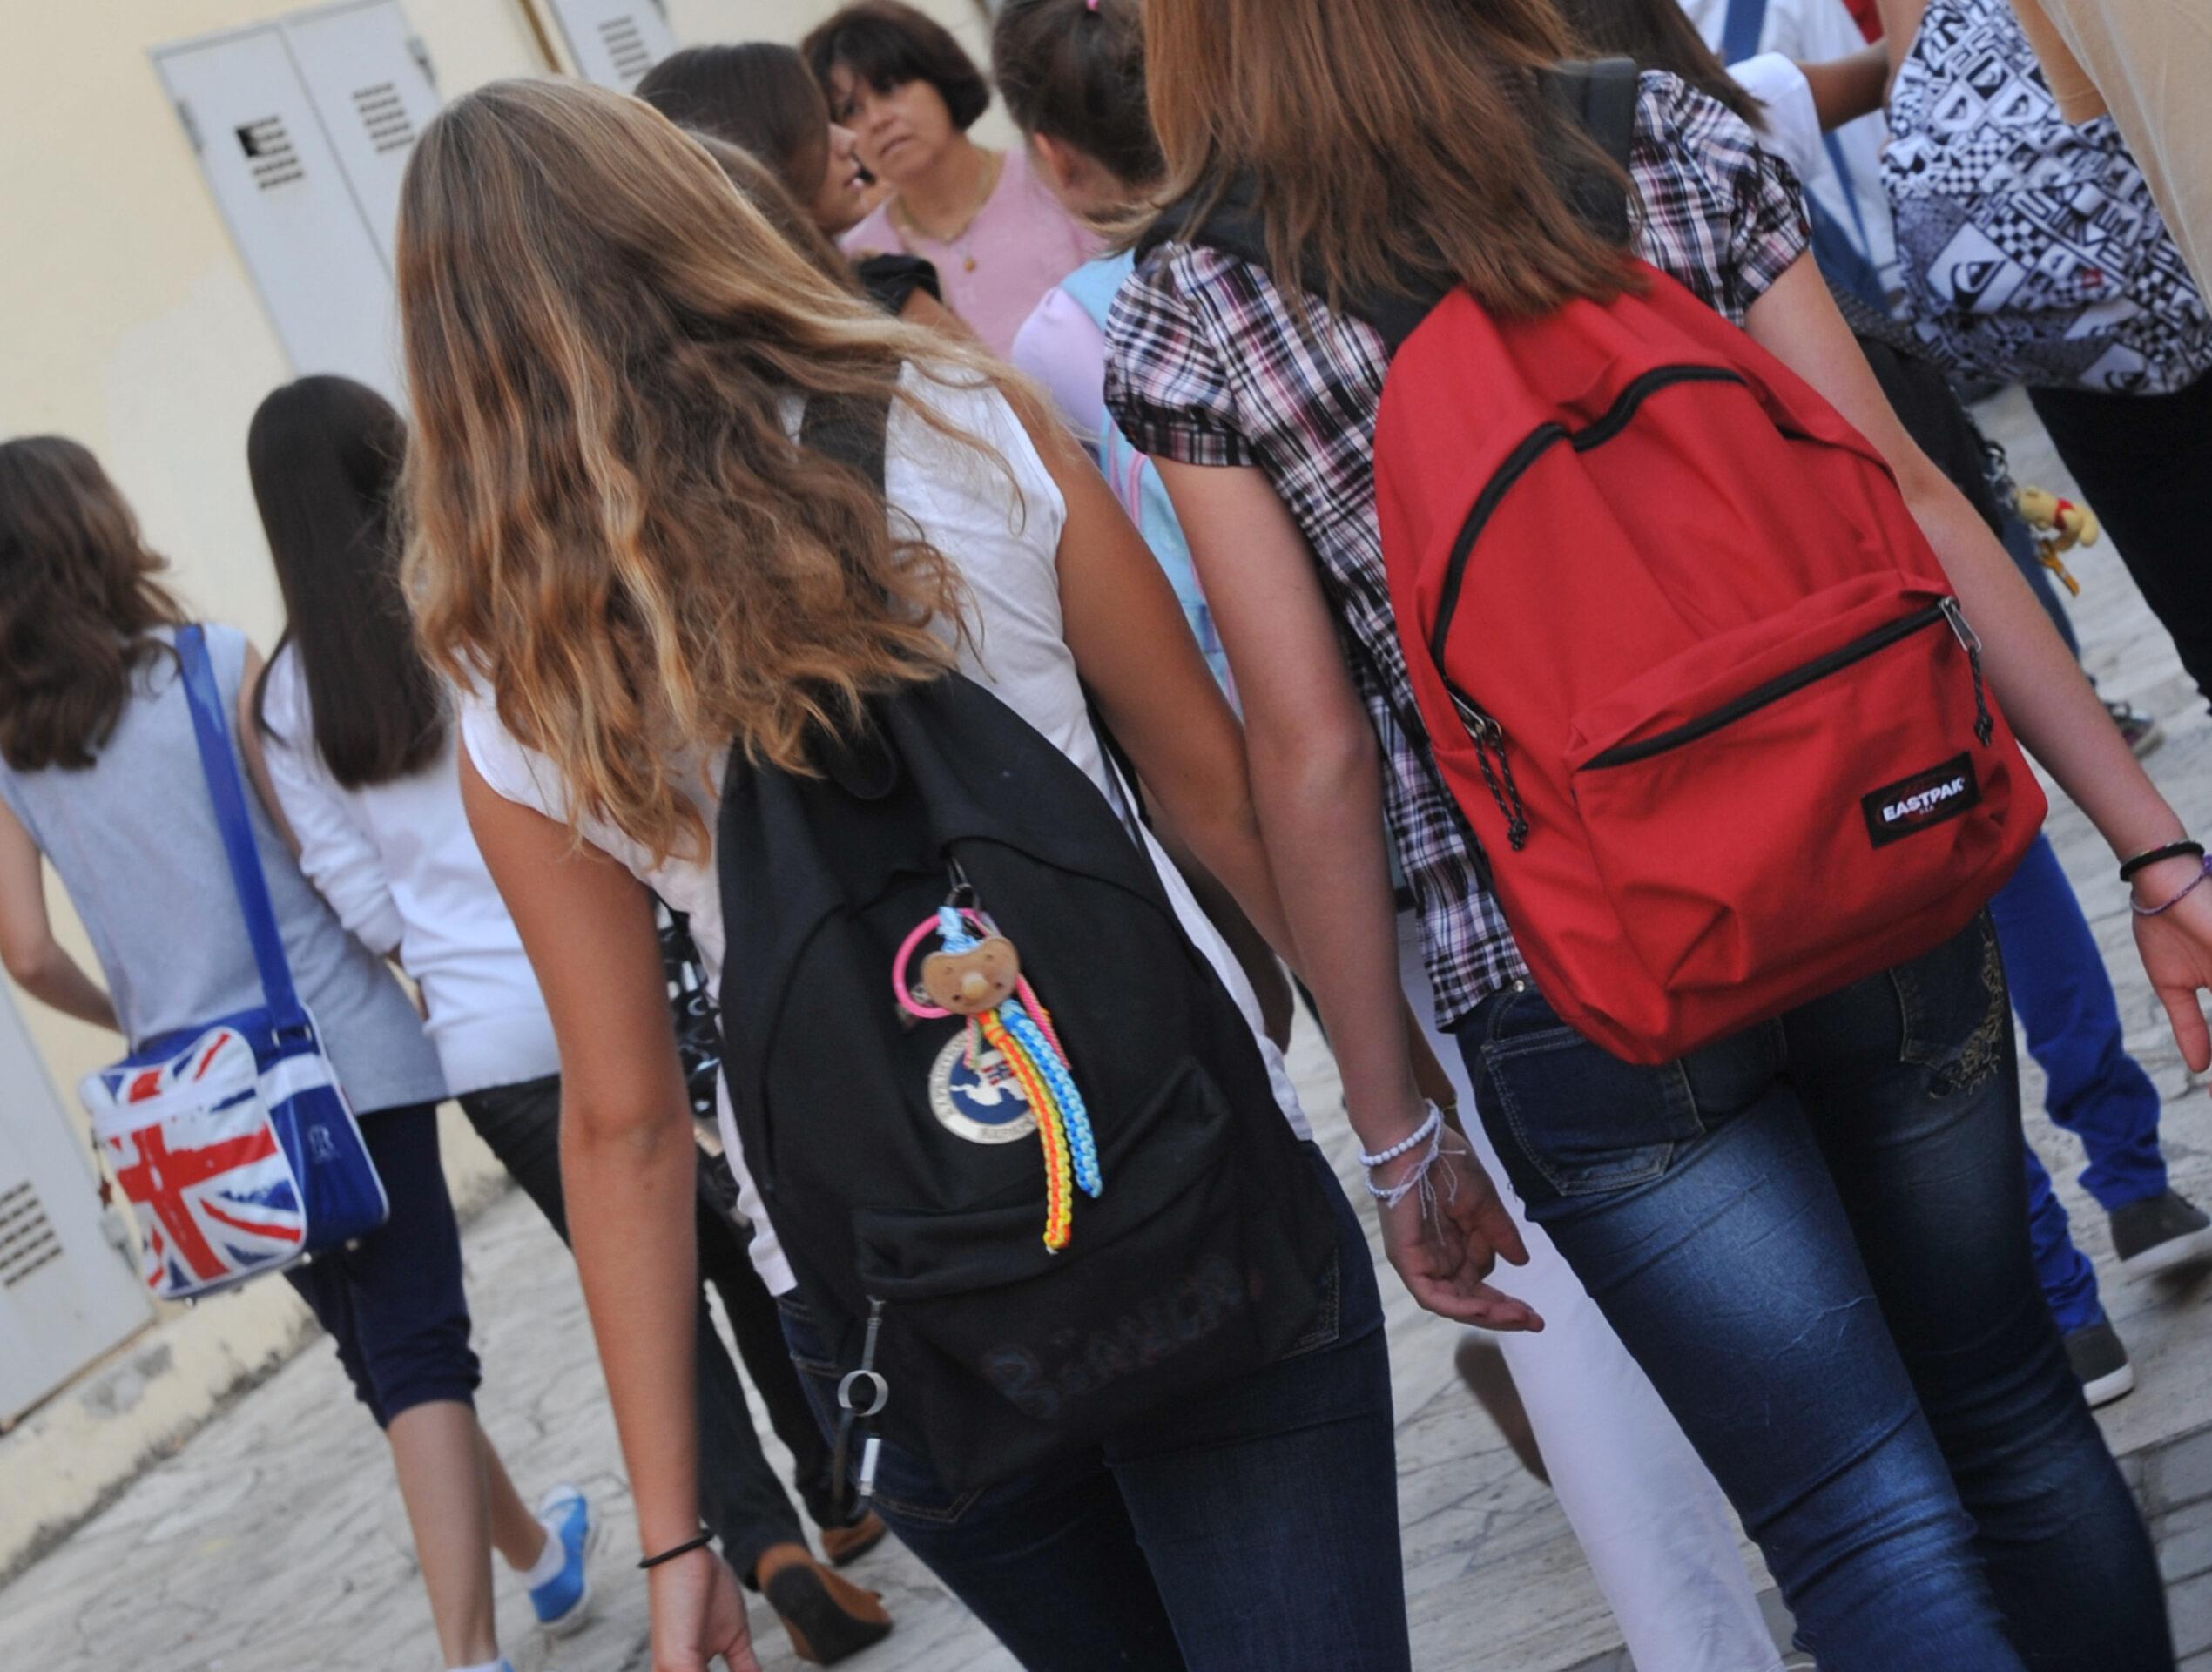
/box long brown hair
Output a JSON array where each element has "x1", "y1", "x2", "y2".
[
  {"x1": 397, "y1": 78, "x2": 1015, "y2": 863},
  {"x1": 0, "y1": 437, "x2": 185, "y2": 772},
  {"x1": 1142, "y1": 0, "x2": 1635, "y2": 318}
]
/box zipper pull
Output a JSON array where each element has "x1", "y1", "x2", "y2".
[
  {"x1": 1940, "y1": 599, "x2": 1995, "y2": 746},
  {"x1": 945, "y1": 859, "x2": 979, "y2": 912},
  {"x1": 835, "y1": 1299, "x2": 891, "y2": 1511},
  {"x1": 1448, "y1": 686, "x2": 1530, "y2": 851},
  {"x1": 1449, "y1": 687, "x2": 1502, "y2": 745},
  {"x1": 1939, "y1": 597, "x2": 1981, "y2": 656}
]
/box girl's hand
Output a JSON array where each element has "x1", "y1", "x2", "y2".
[
  {"x1": 1373, "y1": 1127, "x2": 1544, "y2": 1332},
  {"x1": 649, "y1": 1547, "x2": 759, "y2": 1672},
  {"x1": 2131, "y1": 856, "x2": 2212, "y2": 1076}
]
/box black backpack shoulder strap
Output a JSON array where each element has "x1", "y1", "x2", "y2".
[
  {"x1": 1536, "y1": 57, "x2": 1641, "y2": 243},
  {"x1": 800, "y1": 388, "x2": 894, "y2": 492},
  {"x1": 1136, "y1": 177, "x2": 1444, "y2": 354},
  {"x1": 1134, "y1": 57, "x2": 1642, "y2": 354},
  {"x1": 784, "y1": 389, "x2": 902, "y2": 798},
  {"x1": 1541, "y1": 57, "x2": 1641, "y2": 173}
]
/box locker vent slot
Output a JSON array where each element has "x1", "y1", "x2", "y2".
[
  {"x1": 0, "y1": 1182, "x2": 62, "y2": 1289},
  {"x1": 235, "y1": 116, "x2": 306, "y2": 189},
  {"x1": 598, "y1": 16, "x2": 654, "y2": 84},
  {"x1": 352, "y1": 82, "x2": 415, "y2": 153}
]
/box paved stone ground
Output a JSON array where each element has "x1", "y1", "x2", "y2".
[{"x1": 3, "y1": 388, "x2": 2210, "y2": 1672}]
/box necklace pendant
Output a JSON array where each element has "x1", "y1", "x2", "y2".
[{"x1": 963, "y1": 254, "x2": 978, "y2": 273}]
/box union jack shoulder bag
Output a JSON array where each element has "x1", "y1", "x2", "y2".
[{"x1": 78, "y1": 624, "x2": 388, "y2": 1301}]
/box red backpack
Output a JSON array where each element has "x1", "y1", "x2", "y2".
[{"x1": 1161, "y1": 63, "x2": 2045, "y2": 1063}]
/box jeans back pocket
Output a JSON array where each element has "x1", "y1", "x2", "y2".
[{"x1": 1478, "y1": 988, "x2": 1707, "y2": 1201}]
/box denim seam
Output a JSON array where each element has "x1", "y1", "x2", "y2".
[
  {"x1": 1891, "y1": 914, "x2": 2007, "y2": 1095},
  {"x1": 1278, "y1": 1252, "x2": 1345, "y2": 1361},
  {"x1": 869, "y1": 1484, "x2": 988, "y2": 1527},
  {"x1": 1483, "y1": 1029, "x2": 1679, "y2": 1197}
]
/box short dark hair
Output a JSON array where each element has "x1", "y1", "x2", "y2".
[
  {"x1": 992, "y1": 0, "x2": 1162, "y2": 187},
  {"x1": 636, "y1": 44, "x2": 833, "y2": 205},
  {"x1": 246, "y1": 377, "x2": 448, "y2": 790},
  {"x1": 802, "y1": 2, "x2": 993, "y2": 132}
]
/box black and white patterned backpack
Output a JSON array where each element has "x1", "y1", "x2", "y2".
[{"x1": 1882, "y1": 0, "x2": 2211, "y2": 394}]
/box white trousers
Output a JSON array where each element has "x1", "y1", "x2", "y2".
[{"x1": 1399, "y1": 917, "x2": 1782, "y2": 1672}]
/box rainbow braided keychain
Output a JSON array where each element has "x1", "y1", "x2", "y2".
[{"x1": 894, "y1": 895, "x2": 1101, "y2": 1251}]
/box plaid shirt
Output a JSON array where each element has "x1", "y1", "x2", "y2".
[{"x1": 1103, "y1": 72, "x2": 1810, "y2": 1029}]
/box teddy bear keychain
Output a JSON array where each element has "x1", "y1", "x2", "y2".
[{"x1": 894, "y1": 900, "x2": 1101, "y2": 1251}]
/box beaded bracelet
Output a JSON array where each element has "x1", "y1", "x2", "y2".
[
  {"x1": 2132, "y1": 853, "x2": 2212, "y2": 919},
  {"x1": 637, "y1": 1530, "x2": 715, "y2": 1571},
  {"x1": 2120, "y1": 839, "x2": 2205, "y2": 883},
  {"x1": 1358, "y1": 1105, "x2": 1444, "y2": 1170}
]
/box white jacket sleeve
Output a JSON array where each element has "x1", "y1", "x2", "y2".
[{"x1": 259, "y1": 670, "x2": 408, "y2": 961}]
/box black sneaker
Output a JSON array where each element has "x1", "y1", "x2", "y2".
[
  {"x1": 2106, "y1": 699, "x2": 2164, "y2": 758},
  {"x1": 2065, "y1": 1320, "x2": 2136, "y2": 1407},
  {"x1": 2110, "y1": 1189, "x2": 2212, "y2": 1278}
]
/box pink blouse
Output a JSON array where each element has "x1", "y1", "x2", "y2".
[{"x1": 841, "y1": 147, "x2": 1102, "y2": 358}]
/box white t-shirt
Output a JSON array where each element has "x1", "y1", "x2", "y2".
[
  {"x1": 463, "y1": 365, "x2": 1309, "y2": 1294},
  {"x1": 1729, "y1": 52, "x2": 1824, "y2": 185},
  {"x1": 260, "y1": 648, "x2": 561, "y2": 1097},
  {"x1": 1683, "y1": 0, "x2": 1900, "y2": 297}
]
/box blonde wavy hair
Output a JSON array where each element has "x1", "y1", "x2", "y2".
[{"x1": 398, "y1": 78, "x2": 1019, "y2": 861}]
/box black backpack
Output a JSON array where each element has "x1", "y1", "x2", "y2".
[{"x1": 715, "y1": 396, "x2": 1338, "y2": 1499}]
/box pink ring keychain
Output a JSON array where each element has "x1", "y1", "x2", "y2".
[
  {"x1": 891, "y1": 908, "x2": 1068, "y2": 1060},
  {"x1": 892, "y1": 908, "x2": 989, "y2": 1019}
]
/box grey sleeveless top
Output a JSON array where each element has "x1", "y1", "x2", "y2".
[{"x1": 0, "y1": 624, "x2": 445, "y2": 1115}]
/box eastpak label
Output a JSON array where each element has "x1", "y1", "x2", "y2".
[{"x1": 1862, "y1": 752, "x2": 1981, "y2": 849}]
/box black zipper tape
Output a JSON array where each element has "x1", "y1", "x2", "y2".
[
  {"x1": 1427, "y1": 365, "x2": 1749, "y2": 670},
  {"x1": 1581, "y1": 605, "x2": 1946, "y2": 771}
]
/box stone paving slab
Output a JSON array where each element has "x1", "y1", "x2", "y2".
[{"x1": 3, "y1": 388, "x2": 2210, "y2": 1671}]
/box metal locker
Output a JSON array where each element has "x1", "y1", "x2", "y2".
[
  {"x1": 544, "y1": 0, "x2": 678, "y2": 91},
  {"x1": 152, "y1": 13, "x2": 416, "y2": 405},
  {"x1": 0, "y1": 993, "x2": 149, "y2": 1426},
  {"x1": 280, "y1": 0, "x2": 442, "y2": 266}
]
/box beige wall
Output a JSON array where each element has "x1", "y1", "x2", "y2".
[{"x1": 0, "y1": 0, "x2": 995, "y2": 1102}]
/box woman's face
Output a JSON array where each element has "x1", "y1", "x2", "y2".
[
  {"x1": 826, "y1": 66, "x2": 959, "y2": 189},
  {"x1": 807, "y1": 119, "x2": 880, "y2": 235}
]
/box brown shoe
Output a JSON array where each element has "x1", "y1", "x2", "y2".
[
  {"x1": 819, "y1": 1512, "x2": 889, "y2": 1568},
  {"x1": 757, "y1": 1542, "x2": 894, "y2": 1665},
  {"x1": 1455, "y1": 1332, "x2": 1549, "y2": 1486}
]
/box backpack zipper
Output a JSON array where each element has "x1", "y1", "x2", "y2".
[
  {"x1": 1426, "y1": 364, "x2": 1749, "y2": 671},
  {"x1": 1425, "y1": 362, "x2": 1750, "y2": 853},
  {"x1": 1447, "y1": 684, "x2": 1532, "y2": 852},
  {"x1": 1581, "y1": 602, "x2": 1978, "y2": 771},
  {"x1": 829, "y1": 1298, "x2": 890, "y2": 1523}
]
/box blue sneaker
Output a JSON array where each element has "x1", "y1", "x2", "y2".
[{"x1": 529, "y1": 1483, "x2": 597, "y2": 1636}]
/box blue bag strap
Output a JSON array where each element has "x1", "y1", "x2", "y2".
[
  {"x1": 1721, "y1": 0, "x2": 1768, "y2": 65},
  {"x1": 174, "y1": 625, "x2": 308, "y2": 1031},
  {"x1": 1808, "y1": 129, "x2": 1890, "y2": 307}
]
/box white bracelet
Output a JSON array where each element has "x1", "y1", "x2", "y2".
[{"x1": 1359, "y1": 1105, "x2": 1444, "y2": 1170}]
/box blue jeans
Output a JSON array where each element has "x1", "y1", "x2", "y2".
[
  {"x1": 1993, "y1": 833, "x2": 2167, "y2": 1336},
  {"x1": 777, "y1": 1145, "x2": 1407, "y2": 1672},
  {"x1": 1457, "y1": 919, "x2": 2168, "y2": 1671}
]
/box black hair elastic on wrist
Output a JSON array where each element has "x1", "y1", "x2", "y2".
[
  {"x1": 637, "y1": 1530, "x2": 715, "y2": 1570},
  {"x1": 2120, "y1": 840, "x2": 2206, "y2": 883}
]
